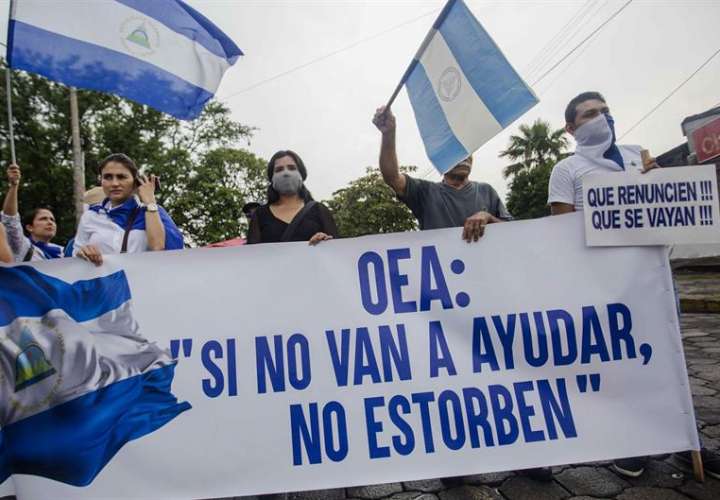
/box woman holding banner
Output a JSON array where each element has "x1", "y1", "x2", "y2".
[
  {"x1": 1, "y1": 164, "x2": 64, "y2": 261},
  {"x1": 247, "y1": 150, "x2": 338, "y2": 245},
  {"x1": 74, "y1": 153, "x2": 183, "y2": 266}
]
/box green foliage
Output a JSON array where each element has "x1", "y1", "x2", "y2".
[
  {"x1": 506, "y1": 161, "x2": 553, "y2": 219},
  {"x1": 500, "y1": 119, "x2": 568, "y2": 179},
  {"x1": 325, "y1": 166, "x2": 417, "y2": 238},
  {"x1": 0, "y1": 68, "x2": 264, "y2": 245},
  {"x1": 500, "y1": 119, "x2": 569, "y2": 220}
]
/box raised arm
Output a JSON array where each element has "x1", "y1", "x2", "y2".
[
  {"x1": 3, "y1": 164, "x2": 20, "y2": 216},
  {"x1": 1, "y1": 164, "x2": 31, "y2": 259},
  {"x1": 137, "y1": 174, "x2": 165, "y2": 251},
  {"x1": 372, "y1": 106, "x2": 407, "y2": 196}
]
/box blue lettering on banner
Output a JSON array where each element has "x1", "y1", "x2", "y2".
[
  {"x1": 429, "y1": 320, "x2": 457, "y2": 377},
  {"x1": 244, "y1": 301, "x2": 649, "y2": 466},
  {"x1": 325, "y1": 324, "x2": 412, "y2": 386},
  {"x1": 291, "y1": 401, "x2": 349, "y2": 465},
  {"x1": 357, "y1": 247, "x2": 459, "y2": 315},
  {"x1": 359, "y1": 379, "x2": 577, "y2": 459}
]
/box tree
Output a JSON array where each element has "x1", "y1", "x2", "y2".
[
  {"x1": 0, "y1": 68, "x2": 264, "y2": 245},
  {"x1": 505, "y1": 161, "x2": 554, "y2": 219},
  {"x1": 500, "y1": 119, "x2": 568, "y2": 178},
  {"x1": 500, "y1": 119, "x2": 569, "y2": 220},
  {"x1": 325, "y1": 166, "x2": 417, "y2": 238}
]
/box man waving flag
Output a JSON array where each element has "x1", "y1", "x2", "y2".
[
  {"x1": 6, "y1": 0, "x2": 242, "y2": 119},
  {"x1": 390, "y1": 0, "x2": 537, "y2": 174},
  {"x1": 0, "y1": 266, "x2": 190, "y2": 486}
]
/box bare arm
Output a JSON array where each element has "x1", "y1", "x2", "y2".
[
  {"x1": 372, "y1": 106, "x2": 406, "y2": 196},
  {"x1": 138, "y1": 175, "x2": 165, "y2": 251},
  {"x1": 3, "y1": 164, "x2": 20, "y2": 216},
  {"x1": 550, "y1": 202, "x2": 575, "y2": 215}
]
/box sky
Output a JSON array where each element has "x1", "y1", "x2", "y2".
[{"x1": 3, "y1": 0, "x2": 720, "y2": 203}]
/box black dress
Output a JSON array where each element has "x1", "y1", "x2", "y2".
[{"x1": 246, "y1": 202, "x2": 339, "y2": 244}]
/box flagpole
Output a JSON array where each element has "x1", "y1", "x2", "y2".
[
  {"x1": 5, "y1": 0, "x2": 15, "y2": 164},
  {"x1": 384, "y1": 0, "x2": 456, "y2": 109},
  {"x1": 5, "y1": 67, "x2": 15, "y2": 164},
  {"x1": 70, "y1": 87, "x2": 84, "y2": 225}
]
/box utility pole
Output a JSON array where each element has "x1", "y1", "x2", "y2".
[{"x1": 69, "y1": 87, "x2": 84, "y2": 224}]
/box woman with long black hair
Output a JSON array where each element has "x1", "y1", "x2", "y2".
[{"x1": 247, "y1": 150, "x2": 338, "y2": 245}]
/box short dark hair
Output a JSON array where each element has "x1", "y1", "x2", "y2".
[
  {"x1": 266, "y1": 150, "x2": 313, "y2": 204},
  {"x1": 22, "y1": 207, "x2": 53, "y2": 229},
  {"x1": 98, "y1": 153, "x2": 139, "y2": 181},
  {"x1": 565, "y1": 91, "x2": 606, "y2": 125}
]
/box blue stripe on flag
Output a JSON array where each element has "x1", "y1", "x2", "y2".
[
  {"x1": 438, "y1": 0, "x2": 537, "y2": 127},
  {"x1": 406, "y1": 63, "x2": 469, "y2": 172},
  {"x1": 0, "y1": 364, "x2": 191, "y2": 486},
  {"x1": 115, "y1": 0, "x2": 243, "y2": 62},
  {"x1": 9, "y1": 21, "x2": 213, "y2": 120},
  {"x1": 0, "y1": 267, "x2": 131, "y2": 327}
]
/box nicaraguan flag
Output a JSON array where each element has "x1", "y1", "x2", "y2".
[
  {"x1": 401, "y1": 0, "x2": 538, "y2": 173},
  {"x1": 0, "y1": 266, "x2": 190, "y2": 487},
  {"x1": 7, "y1": 0, "x2": 242, "y2": 120}
]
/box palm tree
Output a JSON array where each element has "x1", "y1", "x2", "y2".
[{"x1": 500, "y1": 119, "x2": 568, "y2": 178}]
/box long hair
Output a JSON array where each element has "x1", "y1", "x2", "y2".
[{"x1": 266, "y1": 150, "x2": 313, "y2": 204}]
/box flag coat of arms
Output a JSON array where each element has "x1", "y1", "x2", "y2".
[
  {"x1": 0, "y1": 266, "x2": 190, "y2": 486},
  {"x1": 6, "y1": 0, "x2": 242, "y2": 119},
  {"x1": 401, "y1": 0, "x2": 538, "y2": 173}
]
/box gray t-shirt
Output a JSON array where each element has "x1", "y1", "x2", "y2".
[{"x1": 398, "y1": 175, "x2": 512, "y2": 230}]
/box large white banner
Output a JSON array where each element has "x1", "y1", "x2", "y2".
[
  {"x1": 0, "y1": 213, "x2": 699, "y2": 500},
  {"x1": 583, "y1": 164, "x2": 720, "y2": 247}
]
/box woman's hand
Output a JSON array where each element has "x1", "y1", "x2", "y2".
[
  {"x1": 7, "y1": 164, "x2": 20, "y2": 186},
  {"x1": 77, "y1": 245, "x2": 103, "y2": 266},
  {"x1": 137, "y1": 174, "x2": 158, "y2": 204},
  {"x1": 309, "y1": 232, "x2": 333, "y2": 246}
]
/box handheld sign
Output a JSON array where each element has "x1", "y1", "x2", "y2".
[{"x1": 583, "y1": 165, "x2": 720, "y2": 247}]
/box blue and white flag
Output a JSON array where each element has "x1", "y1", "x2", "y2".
[
  {"x1": 0, "y1": 266, "x2": 190, "y2": 486},
  {"x1": 7, "y1": 0, "x2": 242, "y2": 120},
  {"x1": 401, "y1": 0, "x2": 538, "y2": 173}
]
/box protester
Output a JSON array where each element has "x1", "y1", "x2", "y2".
[
  {"x1": 548, "y1": 91, "x2": 720, "y2": 480},
  {"x1": 372, "y1": 106, "x2": 511, "y2": 241},
  {"x1": 372, "y1": 106, "x2": 554, "y2": 484},
  {"x1": 74, "y1": 153, "x2": 183, "y2": 266},
  {"x1": 548, "y1": 91, "x2": 658, "y2": 214},
  {"x1": 247, "y1": 150, "x2": 337, "y2": 245},
  {"x1": 1, "y1": 164, "x2": 64, "y2": 261},
  {"x1": 0, "y1": 224, "x2": 12, "y2": 263}
]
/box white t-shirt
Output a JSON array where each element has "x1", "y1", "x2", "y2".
[{"x1": 548, "y1": 145, "x2": 643, "y2": 210}]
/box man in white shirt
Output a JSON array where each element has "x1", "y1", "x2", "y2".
[
  {"x1": 548, "y1": 91, "x2": 656, "y2": 214},
  {"x1": 548, "y1": 92, "x2": 720, "y2": 481}
]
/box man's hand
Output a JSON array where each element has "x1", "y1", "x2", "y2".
[
  {"x1": 462, "y1": 211, "x2": 498, "y2": 242},
  {"x1": 7, "y1": 164, "x2": 21, "y2": 187},
  {"x1": 641, "y1": 149, "x2": 659, "y2": 174},
  {"x1": 77, "y1": 245, "x2": 103, "y2": 266},
  {"x1": 372, "y1": 106, "x2": 396, "y2": 135}
]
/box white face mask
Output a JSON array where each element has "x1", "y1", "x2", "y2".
[
  {"x1": 272, "y1": 169, "x2": 303, "y2": 195},
  {"x1": 574, "y1": 113, "x2": 613, "y2": 148}
]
